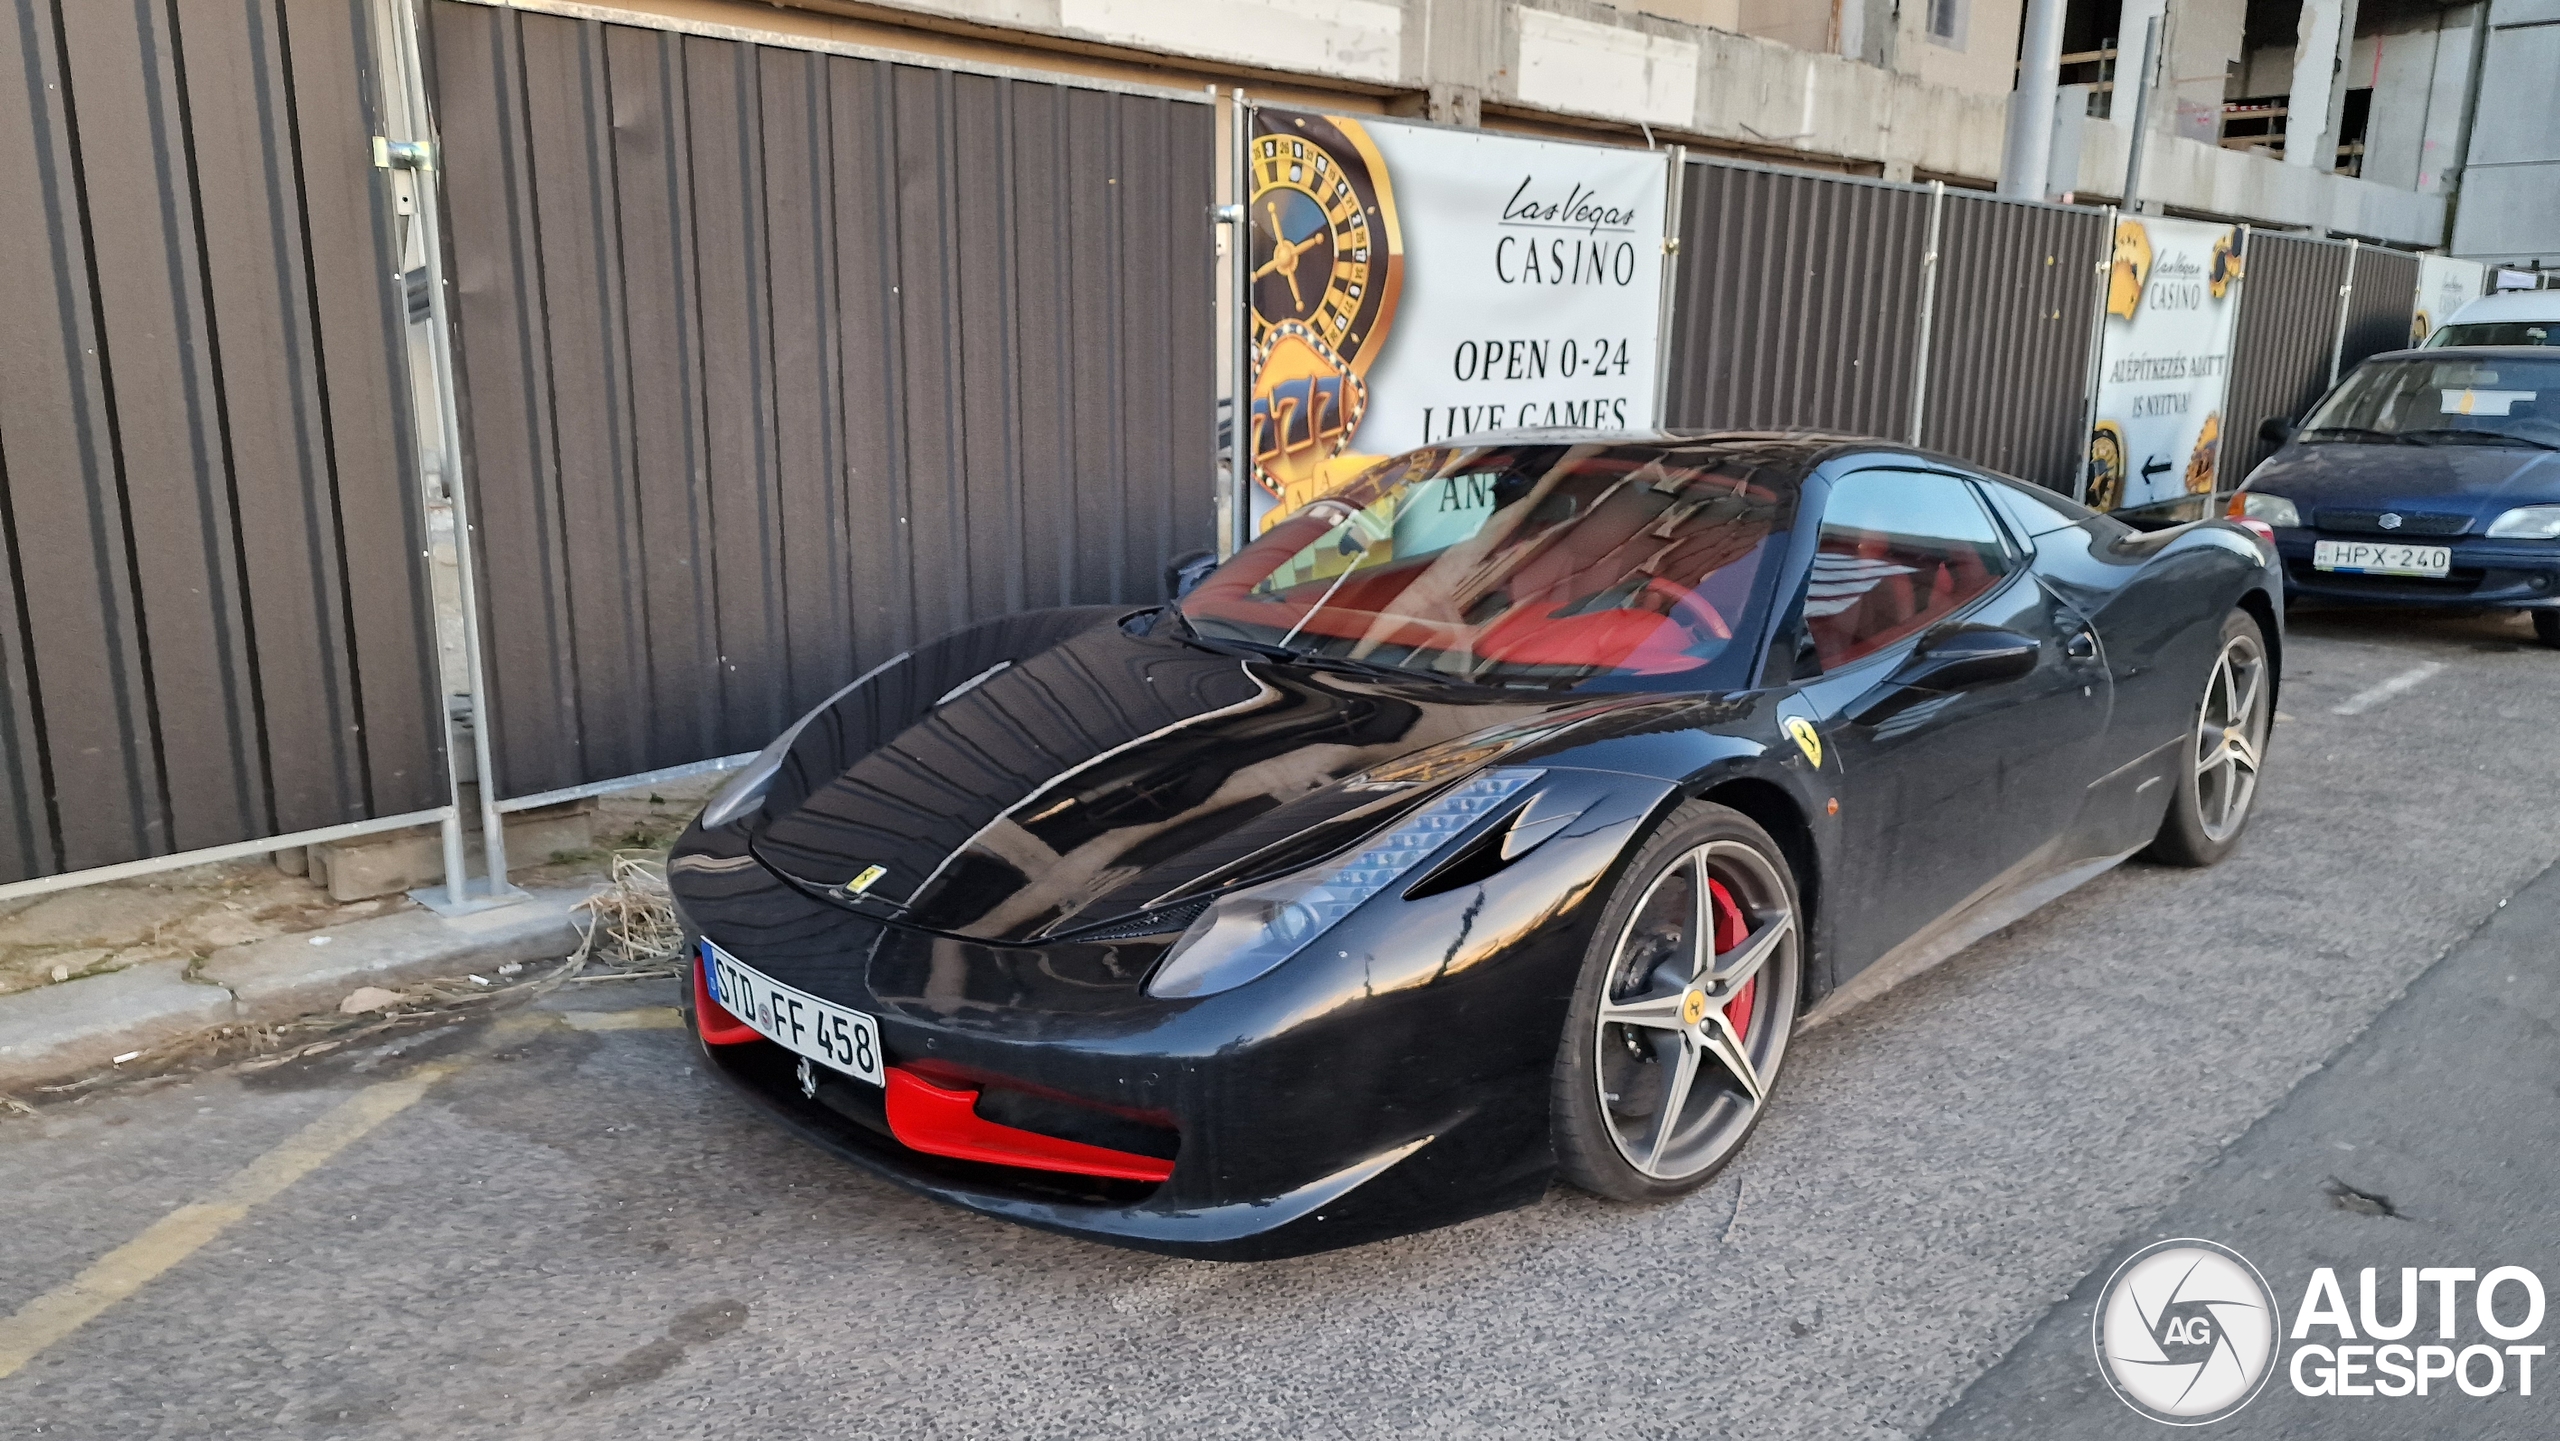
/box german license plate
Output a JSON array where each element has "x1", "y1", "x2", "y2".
[
  {"x1": 700, "y1": 940, "x2": 883, "y2": 1086},
  {"x1": 2312, "y1": 540, "x2": 2451, "y2": 578}
]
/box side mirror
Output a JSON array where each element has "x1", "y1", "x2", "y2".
[
  {"x1": 2257, "y1": 415, "x2": 2297, "y2": 446},
  {"x1": 1846, "y1": 627, "x2": 2040, "y2": 725},
  {"x1": 1165, "y1": 549, "x2": 1218, "y2": 599}
]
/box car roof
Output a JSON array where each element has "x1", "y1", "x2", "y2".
[
  {"x1": 2360, "y1": 344, "x2": 2559, "y2": 363},
  {"x1": 2444, "y1": 290, "x2": 2560, "y2": 324}
]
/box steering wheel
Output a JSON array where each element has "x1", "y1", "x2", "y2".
[{"x1": 1645, "y1": 576, "x2": 1730, "y2": 642}]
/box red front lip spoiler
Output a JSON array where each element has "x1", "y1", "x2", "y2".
[
  {"x1": 884, "y1": 1069, "x2": 1175, "y2": 1183},
  {"x1": 694, "y1": 953, "x2": 1172, "y2": 1183}
]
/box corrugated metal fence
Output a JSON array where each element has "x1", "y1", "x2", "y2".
[
  {"x1": 427, "y1": 1, "x2": 1216, "y2": 802},
  {"x1": 1666, "y1": 161, "x2": 2110, "y2": 494},
  {"x1": 0, "y1": 0, "x2": 443, "y2": 888},
  {"x1": 2220, "y1": 235, "x2": 2354, "y2": 489},
  {"x1": 1666, "y1": 158, "x2": 2429, "y2": 503},
  {"x1": 1921, "y1": 195, "x2": 2112, "y2": 489},
  {"x1": 0, "y1": 0, "x2": 2449, "y2": 897},
  {"x1": 1665, "y1": 163, "x2": 1933, "y2": 443},
  {"x1": 2340, "y1": 246, "x2": 2421, "y2": 372}
]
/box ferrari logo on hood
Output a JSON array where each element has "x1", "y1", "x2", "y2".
[{"x1": 842, "y1": 864, "x2": 888, "y2": 897}]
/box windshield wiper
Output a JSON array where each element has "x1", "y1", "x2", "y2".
[
  {"x1": 1170, "y1": 612, "x2": 1432, "y2": 682},
  {"x1": 2299, "y1": 426, "x2": 2414, "y2": 445},
  {"x1": 2397, "y1": 427, "x2": 2560, "y2": 452}
]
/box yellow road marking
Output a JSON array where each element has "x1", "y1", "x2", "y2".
[
  {"x1": 559, "y1": 1007, "x2": 682, "y2": 1032},
  {"x1": 0, "y1": 1061, "x2": 458, "y2": 1381}
]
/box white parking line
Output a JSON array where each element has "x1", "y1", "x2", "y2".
[{"x1": 2332, "y1": 661, "x2": 2445, "y2": 716}]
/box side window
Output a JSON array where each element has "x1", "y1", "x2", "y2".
[
  {"x1": 1805, "y1": 470, "x2": 2015, "y2": 671},
  {"x1": 1975, "y1": 474, "x2": 2094, "y2": 539}
]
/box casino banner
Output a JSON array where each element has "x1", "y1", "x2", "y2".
[
  {"x1": 2085, "y1": 215, "x2": 2245, "y2": 514},
  {"x1": 1244, "y1": 109, "x2": 1676, "y2": 531},
  {"x1": 2411, "y1": 253, "x2": 2488, "y2": 346}
]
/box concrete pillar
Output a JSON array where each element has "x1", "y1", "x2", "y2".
[
  {"x1": 1398, "y1": 0, "x2": 1495, "y2": 126},
  {"x1": 1838, "y1": 0, "x2": 1897, "y2": 69},
  {"x1": 2288, "y1": 0, "x2": 2362, "y2": 170},
  {"x1": 2001, "y1": 0, "x2": 2070, "y2": 197},
  {"x1": 2168, "y1": 0, "x2": 2247, "y2": 145}
]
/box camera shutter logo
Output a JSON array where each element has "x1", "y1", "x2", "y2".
[{"x1": 2093, "y1": 1238, "x2": 2282, "y2": 1424}]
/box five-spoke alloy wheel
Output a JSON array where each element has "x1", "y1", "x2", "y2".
[
  {"x1": 2145, "y1": 608, "x2": 2273, "y2": 867},
  {"x1": 1554, "y1": 801, "x2": 1801, "y2": 1200}
]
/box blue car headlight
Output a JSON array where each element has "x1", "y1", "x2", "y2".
[{"x1": 1144, "y1": 768, "x2": 1544, "y2": 999}]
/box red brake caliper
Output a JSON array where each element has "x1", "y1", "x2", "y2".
[{"x1": 1707, "y1": 879, "x2": 1752, "y2": 1038}]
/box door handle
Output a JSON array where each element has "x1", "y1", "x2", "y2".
[{"x1": 2065, "y1": 630, "x2": 2098, "y2": 661}]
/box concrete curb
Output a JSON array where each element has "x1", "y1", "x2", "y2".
[{"x1": 0, "y1": 885, "x2": 599, "y2": 1093}]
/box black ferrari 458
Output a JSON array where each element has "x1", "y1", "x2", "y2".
[{"x1": 668, "y1": 432, "x2": 2283, "y2": 1259}]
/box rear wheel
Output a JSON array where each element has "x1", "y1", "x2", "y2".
[
  {"x1": 2143, "y1": 608, "x2": 2272, "y2": 867},
  {"x1": 2531, "y1": 610, "x2": 2560, "y2": 650},
  {"x1": 1553, "y1": 801, "x2": 1802, "y2": 1202}
]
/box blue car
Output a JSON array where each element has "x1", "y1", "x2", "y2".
[{"x1": 2233, "y1": 346, "x2": 2560, "y2": 647}]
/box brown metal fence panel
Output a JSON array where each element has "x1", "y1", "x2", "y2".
[
  {"x1": 0, "y1": 0, "x2": 443, "y2": 886},
  {"x1": 2341, "y1": 246, "x2": 2421, "y2": 372},
  {"x1": 429, "y1": 4, "x2": 1216, "y2": 800},
  {"x1": 1664, "y1": 161, "x2": 1933, "y2": 440},
  {"x1": 2221, "y1": 233, "x2": 2353, "y2": 488},
  {"x1": 1921, "y1": 194, "x2": 2110, "y2": 491}
]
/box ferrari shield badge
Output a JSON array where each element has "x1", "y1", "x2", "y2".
[
  {"x1": 1784, "y1": 716, "x2": 1823, "y2": 770},
  {"x1": 842, "y1": 864, "x2": 888, "y2": 897}
]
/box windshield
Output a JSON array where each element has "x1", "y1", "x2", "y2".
[
  {"x1": 1181, "y1": 443, "x2": 1797, "y2": 690},
  {"x1": 2432, "y1": 321, "x2": 2551, "y2": 348},
  {"x1": 2300, "y1": 356, "x2": 2560, "y2": 450}
]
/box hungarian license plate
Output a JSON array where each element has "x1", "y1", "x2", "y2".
[
  {"x1": 700, "y1": 940, "x2": 883, "y2": 1086},
  {"x1": 2312, "y1": 540, "x2": 2451, "y2": 578}
]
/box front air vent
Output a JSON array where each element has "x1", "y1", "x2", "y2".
[
  {"x1": 2314, "y1": 509, "x2": 2469, "y2": 537},
  {"x1": 1046, "y1": 897, "x2": 1213, "y2": 943}
]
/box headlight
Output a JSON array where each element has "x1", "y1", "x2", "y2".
[
  {"x1": 2233, "y1": 492, "x2": 2300, "y2": 528},
  {"x1": 2487, "y1": 504, "x2": 2560, "y2": 539},
  {"x1": 1145, "y1": 769, "x2": 1544, "y2": 999}
]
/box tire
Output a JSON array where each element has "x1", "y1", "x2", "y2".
[
  {"x1": 1552, "y1": 800, "x2": 1804, "y2": 1202},
  {"x1": 2142, "y1": 608, "x2": 2273, "y2": 868},
  {"x1": 2532, "y1": 610, "x2": 2560, "y2": 650}
]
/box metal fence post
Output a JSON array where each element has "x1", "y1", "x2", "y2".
[
  {"x1": 377, "y1": 0, "x2": 517, "y2": 910},
  {"x1": 1652, "y1": 147, "x2": 1687, "y2": 430},
  {"x1": 2330, "y1": 238, "x2": 2360, "y2": 387},
  {"x1": 1229, "y1": 90, "x2": 1254, "y2": 557},
  {"x1": 1908, "y1": 180, "x2": 1946, "y2": 447},
  {"x1": 2072, "y1": 205, "x2": 2119, "y2": 504}
]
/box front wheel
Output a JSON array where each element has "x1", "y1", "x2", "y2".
[
  {"x1": 2143, "y1": 608, "x2": 2272, "y2": 867},
  {"x1": 2531, "y1": 609, "x2": 2560, "y2": 650},
  {"x1": 1552, "y1": 801, "x2": 1803, "y2": 1202}
]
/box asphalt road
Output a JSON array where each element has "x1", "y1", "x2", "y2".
[{"x1": 4, "y1": 603, "x2": 2556, "y2": 1440}]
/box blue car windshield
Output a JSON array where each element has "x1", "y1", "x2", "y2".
[
  {"x1": 1181, "y1": 442, "x2": 1799, "y2": 690},
  {"x1": 2303, "y1": 356, "x2": 2560, "y2": 450}
]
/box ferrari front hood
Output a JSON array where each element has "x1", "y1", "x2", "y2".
[{"x1": 750, "y1": 622, "x2": 1581, "y2": 943}]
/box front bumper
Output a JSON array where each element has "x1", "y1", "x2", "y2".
[
  {"x1": 2273, "y1": 530, "x2": 2560, "y2": 608},
  {"x1": 665, "y1": 774, "x2": 1662, "y2": 1259}
]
